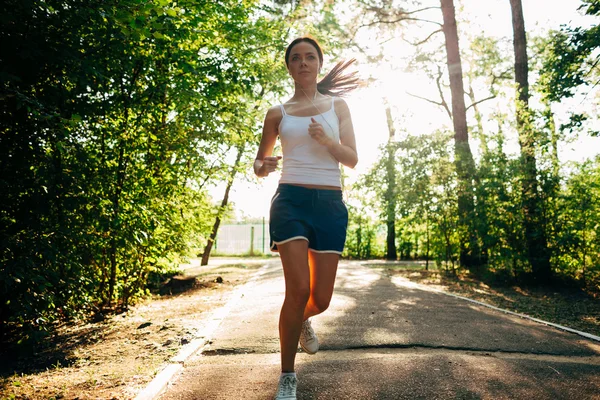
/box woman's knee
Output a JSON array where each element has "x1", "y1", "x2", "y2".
[
  {"x1": 285, "y1": 285, "x2": 310, "y2": 308},
  {"x1": 310, "y1": 294, "x2": 331, "y2": 313}
]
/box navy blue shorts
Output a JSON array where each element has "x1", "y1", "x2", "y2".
[{"x1": 269, "y1": 184, "x2": 349, "y2": 254}]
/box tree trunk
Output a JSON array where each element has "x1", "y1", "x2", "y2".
[
  {"x1": 440, "y1": 0, "x2": 479, "y2": 268},
  {"x1": 425, "y1": 211, "x2": 430, "y2": 270},
  {"x1": 201, "y1": 144, "x2": 245, "y2": 266},
  {"x1": 468, "y1": 84, "x2": 489, "y2": 155},
  {"x1": 543, "y1": 99, "x2": 560, "y2": 178},
  {"x1": 509, "y1": 0, "x2": 551, "y2": 281},
  {"x1": 357, "y1": 222, "x2": 362, "y2": 258},
  {"x1": 384, "y1": 104, "x2": 398, "y2": 260},
  {"x1": 107, "y1": 130, "x2": 128, "y2": 307},
  {"x1": 542, "y1": 98, "x2": 560, "y2": 264},
  {"x1": 467, "y1": 86, "x2": 491, "y2": 267}
]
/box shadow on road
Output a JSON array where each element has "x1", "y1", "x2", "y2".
[
  {"x1": 292, "y1": 262, "x2": 600, "y2": 399},
  {"x1": 158, "y1": 260, "x2": 600, "y2": 400}
]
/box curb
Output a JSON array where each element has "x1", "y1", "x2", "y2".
[
  {"x1": 439, "y1": 289, "x2": 600, "y2": 343},
  {"x1": 134, "y1": 262, "x2": 273, "y2": 400},
  {"x1": 388, "y1": 274, "x2": 600, "y2": 343},
  {"x1": 135, "y1": 364, "x2": 183, "y2": 400}
]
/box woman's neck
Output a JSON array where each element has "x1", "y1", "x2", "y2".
[{"x1": 293, "y1": 83, "x2": 318, "y2": 102}]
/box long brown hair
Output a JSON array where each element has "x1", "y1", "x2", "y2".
[{"x1": 285, "y1": 37, "x2": 359, "y2": 97}]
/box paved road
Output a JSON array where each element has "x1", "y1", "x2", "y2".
[{"x1": 159, "y1": 260, "x2": 600, "y2": 400}]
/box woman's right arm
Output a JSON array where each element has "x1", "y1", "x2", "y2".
[{"x1": 254, "y1": 106, "x2": 282, "y2": 177}]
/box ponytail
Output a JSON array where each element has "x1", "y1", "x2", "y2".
[
  {"x1": 317, "y1": 59, "x2": 359, "y2": 97},
  {"x1": 285, "y1": 37, "x2": 359, "y2": 97}
]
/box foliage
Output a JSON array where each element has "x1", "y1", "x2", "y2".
[
  {"x1": 538, "y1": 0, "x2": 600, "y2": 137},
  {"x1": 0, "y1": 0, "x2": 288, "y2": 342},
  {"x1": 351, "y1": 131, "x2": 461, "y2": 268},
  {"x1": 343, "y1": 0, "x2": 600, "y2": 290},
  {"x1": 554, "y1": 158, "x2": 600, "y2": 289},
  {"x1": 343, "y1": 202, "x2": 385, "y2": 259},
  {"x1": 2, "y1": 0, "x2": 600, "y2": 346},
  {"x1": 539, "y1": 0, "x2": 600, "y2": 103}
]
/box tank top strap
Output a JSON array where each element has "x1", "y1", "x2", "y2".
[
  {"x1": 279, "y1": 104, "x2": 287, "y2": 116},
  {"x1": 331, "y1": 96, "x2": 335, "y2": 110}
]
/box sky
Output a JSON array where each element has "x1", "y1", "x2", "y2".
[{"x1": 211, "y1": 0, "x2": 599, "y2": 221}]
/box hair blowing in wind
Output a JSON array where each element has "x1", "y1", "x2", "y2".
[{"x1": 317, "y1": 59, "x2": 359, "y2": 97}]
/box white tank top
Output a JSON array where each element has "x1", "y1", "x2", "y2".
[{"x1": 278, "y1": 97, "x2": 341, "y2": 187}]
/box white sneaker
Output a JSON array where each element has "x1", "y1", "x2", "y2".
[
  {"x1": 299, "y1": 319, "x2": 319, "y2": 354},
  {"x1": 275, "y1": 374, "x2": 297, "y2": 399}
]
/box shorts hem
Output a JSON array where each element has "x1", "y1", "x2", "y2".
[
  {"x1": 309, "y1": 248, "x2": 343, "y2": 255},
  {"x1": 270, "y1": 236, "x2": 309, "y2": 252}
]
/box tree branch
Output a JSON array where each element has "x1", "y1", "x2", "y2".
[
  {"x1": 407, "y1": 91, "x2": 445, "y2": 107},
  {"x1": 403, "y1": 6, "x2": 441, "y2": 15},
  {"x1": 403, "y1": 28, "x2": 443, "y2": 46},
  {"x1": 585, "y1": 55, "x2": 600, "y2": 77},
  {"x1": 242, "y1": 44, "x2": 274, "y2": 55},
  {"x1": 360, "y1": 16, "x2": 442, "y2": 29},
  {"x1": 435, "y1": 65, "x2": 452, "y2": 120},
  {"x1": 365, "y1": 5, "x2": 440, "y2": 16},
  {"x1": 466, "y1": 95, "x2": 496, "y2": 110}
]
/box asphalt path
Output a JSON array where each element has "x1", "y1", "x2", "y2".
[{"x1": 157, "y1": 260, "x2": 600, "y2": 400}]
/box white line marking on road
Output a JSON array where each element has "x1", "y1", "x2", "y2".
[{"x1": 135, "y1": 262, "x2": 274, "y2": 400}]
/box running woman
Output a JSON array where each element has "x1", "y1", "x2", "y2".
[{"x1": 253, "y1": 36, "x2": 359, "y2": 400}]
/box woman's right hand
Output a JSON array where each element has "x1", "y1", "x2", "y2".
[{"x1": 255, "y1": 156, "x2": 282, "y2": 177}]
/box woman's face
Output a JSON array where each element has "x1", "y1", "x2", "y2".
[{"x1": 287, "y1": 41, "x2": 320, "y2": 85}]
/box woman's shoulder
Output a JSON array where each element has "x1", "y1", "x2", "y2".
[
  {"x1": 331, "y1": 96, "x2": 348, "y2": 104},
  {"x1": 265, "y1": 104, "x2": 284, "y2": 121},
  {"x1": 262, "y1": 105, "x2": 284, "y2": 134},
  {"x1": 332, "y1": 96, "x2": 350, "y2": 115}
]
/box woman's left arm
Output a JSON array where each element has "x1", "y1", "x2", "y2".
[
  {"x1": 327, "y1": 98, "x2": 358, "y2": 168},
  {"x1": 309, "y1": 98, "x2": 358, "y2": 168}
]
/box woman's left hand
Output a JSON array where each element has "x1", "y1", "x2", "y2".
[{"x1": 308, "y1": 117, "x2": 334, "y2": 147}]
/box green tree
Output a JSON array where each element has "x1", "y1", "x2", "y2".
[
  {"x1": 0, "y1": 0, "x2": 288, "y2": 341},
  {"x1": 539, "y1": 0, "x2": 600, "y2": 108},
  {"x1": 555, "y1": 158, "x2": 600, "y2": 288},
  {"x1": 439, "y1": 0, "x2": 479, "y2": 268},
  {"x1": 509, "y1": 0, "x2": 552, "y2": 281},
  {"x1": 384, "y1": 103, "x2": 398, "y2": 260}
]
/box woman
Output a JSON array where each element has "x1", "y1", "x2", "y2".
[{"x1": 253, "y1": 37, "x2": 359, "y2": 400}]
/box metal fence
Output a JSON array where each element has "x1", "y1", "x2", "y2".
[{"x1": 214, "y1": 220, "x2": 270, "y2": 255}]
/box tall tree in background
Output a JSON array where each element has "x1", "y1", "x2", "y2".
[
  {"x1": 341, "y1": 0, "x2": 599, "y2": 287},
  {"x1": 384, "y1": 103, "x2": 398, "y2": 260},
  {"x1": 509, "y1": 0, "x2": 551, "y2": 281},
  {"x1": 440, "y1": 0, "x2": 479, "y2": 268},
  {"x1": 349, "y1": 0, "x2": 480, "y2": 268},
  {"x1": 201, "y1": 144, "x2": 245, "y2": 266}
]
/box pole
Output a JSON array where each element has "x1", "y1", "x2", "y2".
[
  {"x1": 262, "y1": 217, "x2": 265, "y2": 254},
  {"x1": 250, "y1": 226, "x2": 255, "y2": 256}
]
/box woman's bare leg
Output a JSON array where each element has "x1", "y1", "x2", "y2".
[
  {"x1": 303, "y1": 251, "x2": 339, "y2": 320},
  {"x1": 277, "y1": 239, "x2": 310, "y2": 372}
]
